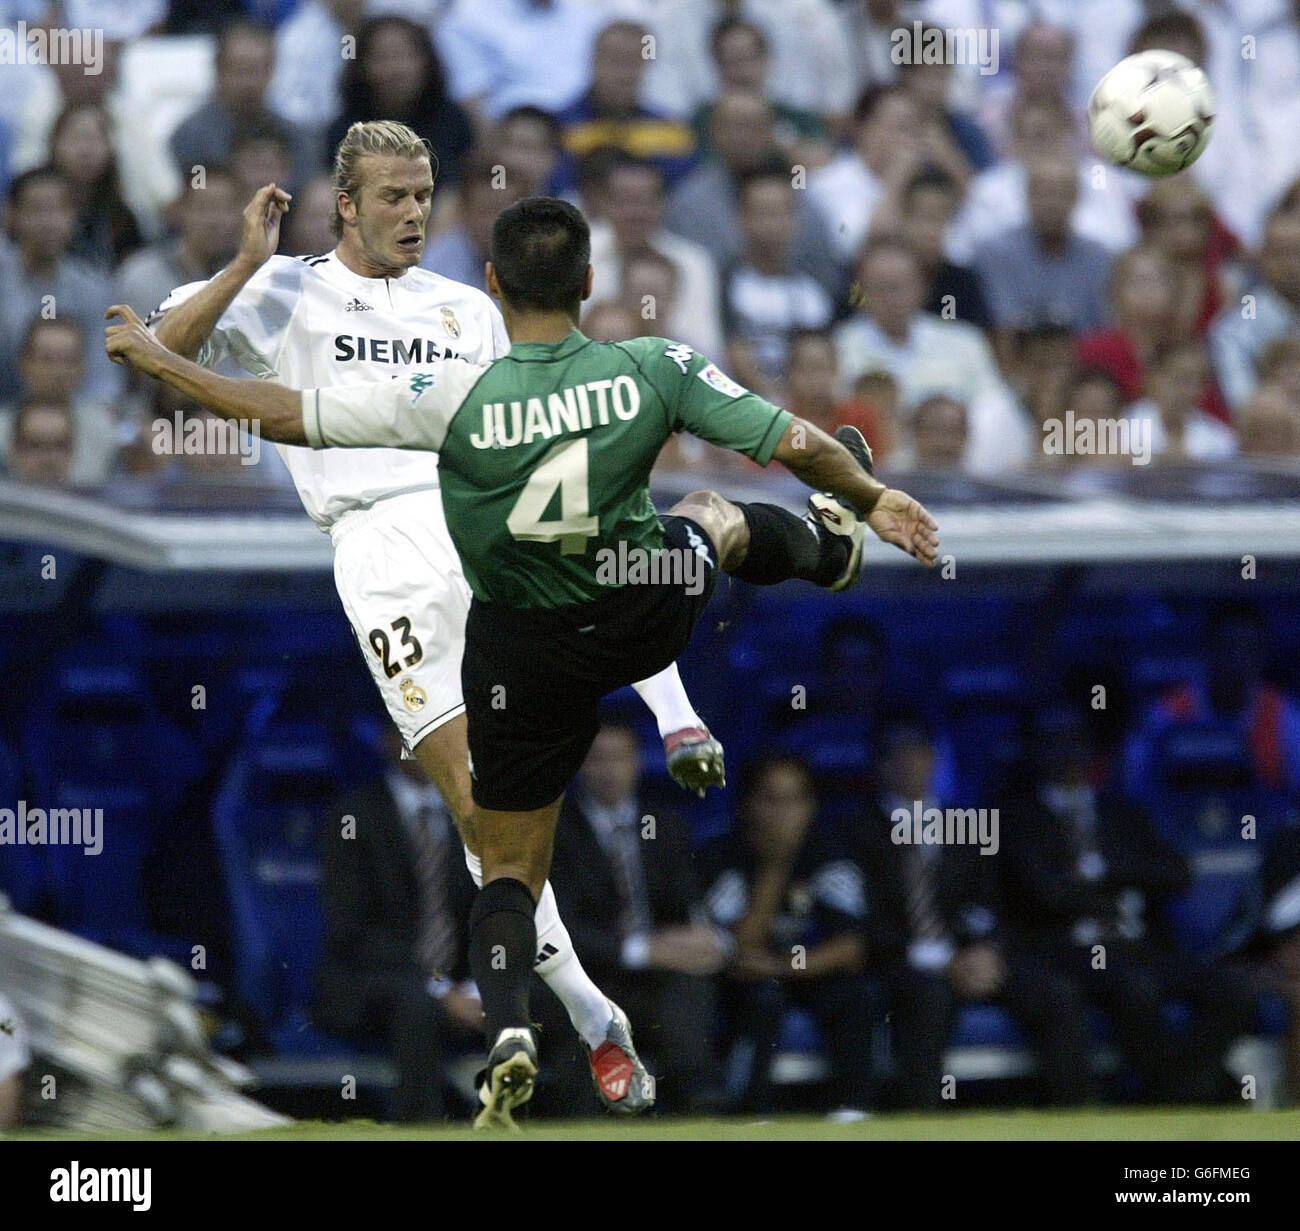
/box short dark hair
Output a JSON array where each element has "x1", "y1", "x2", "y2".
[
  {"x1": 499, "y1": 105, "x2": 563, "y2": 149},
  {"x1": 735, "y1": 158, "x2": 792, "y2": 207},
  {"x1": 491, "y1": 197, "x2": 591, "y2": 314},
  {"x1": 710, "y1": 14, "x2": 767, "y2": 63}
]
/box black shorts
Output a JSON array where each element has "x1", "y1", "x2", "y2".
[{"x1": 461, "y1": 516, "x2": 719, "y2": 812}]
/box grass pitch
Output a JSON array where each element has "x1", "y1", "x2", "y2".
[{"x1": 14, "y1": 1107, "x2": 1300, "y2": 1141}]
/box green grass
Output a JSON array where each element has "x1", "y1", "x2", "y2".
[{"x1": 12, "y1": 1107, "x2": 1300, "y2": 1142}]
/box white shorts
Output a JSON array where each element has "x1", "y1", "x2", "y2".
[{"x1": 329, "y1": 488, "x2": 471, "y2": 749}]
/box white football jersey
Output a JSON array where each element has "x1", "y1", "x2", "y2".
[{"x1": 154, "y1": 251, "x2": 509, "y2": 528}]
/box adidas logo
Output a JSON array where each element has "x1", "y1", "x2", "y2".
[
  {"x1": 533, "y1": 943, "x2": 558, "y2": 967},
  {"x1": 344, "y1": 297, "x2": 373, "y2": 312}
]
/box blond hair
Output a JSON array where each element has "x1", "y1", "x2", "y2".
[{"x1": 330, "y1": 120, "x2": 433, "y2": 237}]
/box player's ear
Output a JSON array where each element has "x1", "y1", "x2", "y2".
[
  {"x1": 336, "y1": 189, "x2": 356, "y2": 229},
  {"x1": 582, "y1": 264, "x2": 594, "y2": 302},
  {"x1": 485, "y1": 262, "x2": 502, "y2": 302}
]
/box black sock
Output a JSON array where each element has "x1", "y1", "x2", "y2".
[
  {"x1": 468, "y1": 877, "x2": 537, "y2": 1043},
  {"x1": 730, "y1": 502, "x2": 848, "y2": 587}
]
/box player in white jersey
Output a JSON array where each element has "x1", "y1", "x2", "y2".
[{"x1": 149, "y1": 121, "x2": 723, "y2": 1115}]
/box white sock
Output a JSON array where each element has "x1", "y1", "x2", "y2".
[
  {"x1": 631, "y1": 662, "x2": 703, "y2": 739},
  {"x1": 463, "y1": 847, "x2": 613, "y2": 1049}
]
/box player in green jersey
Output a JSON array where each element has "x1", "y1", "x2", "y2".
[{"x1": 105, "y1": 197, "x2": 938, "y2": 1128}]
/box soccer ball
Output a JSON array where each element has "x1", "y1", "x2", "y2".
[{"x1": 1087, "y1": 50, "x2": 1215, "y2": 177}]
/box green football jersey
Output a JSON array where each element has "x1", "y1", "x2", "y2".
[{"x1": 304, "y1": 331, "x2": 793, "y2": 608}]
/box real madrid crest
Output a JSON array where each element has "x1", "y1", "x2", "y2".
[
  {"x1": 399, "y1": 678, "x2": 428, "y2": 713},
  {"x1": 441, "y1": 306, "x2": 461, "y2": 339}
]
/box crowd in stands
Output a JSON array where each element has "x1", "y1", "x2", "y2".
[{"x1": 4, "y1": 1, "x2": 1300, "y2": 487}]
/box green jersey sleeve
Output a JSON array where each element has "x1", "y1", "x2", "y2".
[
  {"x1": 302, "y1": 360, "x2": 489, "y2": 452},
  {"x1": 644, "y1": 342, "x2": 793, "y2": 465}
]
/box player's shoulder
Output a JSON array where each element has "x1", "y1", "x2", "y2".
[
  {"x1": 243, "y1": 253, "x2": 318, "y2": 295},
  {"x1": 402, "y1": 265, "x2": 497, "y2": 314},
  {"x1": 611, "y1": 335, "x2": 703, "y2": 374}
]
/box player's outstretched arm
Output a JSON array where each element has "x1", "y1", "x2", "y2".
[
  {"x1": 771, "y1": 418, "x2": 940, "y2": 566},
  {"x1": 154, "y1": 183, "x2": 290, "y2": 360},
  {"x1": 106, "y1": 305, "x2": 307, "y2": 444}
]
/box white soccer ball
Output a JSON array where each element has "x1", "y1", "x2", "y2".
[{"x1": 1087, "y1": 50, "x2": 1215, "y2": 177}]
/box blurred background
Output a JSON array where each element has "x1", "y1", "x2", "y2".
[{"x1": 3, "y1": 0, "x2": 1300, "y2": 1128}]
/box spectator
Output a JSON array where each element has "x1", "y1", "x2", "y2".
[
  {"x1": 642, "y1": 0, "x2": 856, "y2": 122},
  {"x1": 619, "y1": 248, "x2": 679, "y2": 341},
  {"x1": 703, "y1": 753, "x2": 875, "y2": 1115},
  {"x1": 690, "y1": 17, "x2": 829, "y2": 163},
  {"x1": 422, "y1": 149, "x2": 527, "y2": 292},
  {"x1": 326, "y1": 17, "x2": 473, "y2": 194},
  {"x1": 1138, "y1": 176, "x2": 1243, "y2": 341},
  {"x1": 974, "y1": 153, "x2": 1114, "y2": 336},
  {"x1": 859, "y1": 724, "x2": 1091, "y2": 1109},
  {"x1": 976, "y1": 21, "x2": 1077, "y2": 159},
  {"x1": 48, "y1": 101, "x2": 143, "y2": 269},
  {"x1": 907, "y1": 394, "x2": 969, "y2": 472},
  {"x1": 721, "y1": 165, "x2": 835, "y2": 395},
  {"x1": 313, "y1": 725, "x2": 480, "y2": 1123},
  {"x1": 1005, "y1": 322, "x2": 1076, "y2": 442},
  {"x1": 541, "y1": 721, "x2": 728, "y2": 1116},
  {"x1": 1044, "y1": 368, "x2": 1130, "y2": 471},
  {"x1": 808, "y1": 85, "x2": 926, "y2": 267},
  {"x1": 1238, "y1": 385, "x2": 1300, "y2": 460},
  {"x1": 948, "y1": 96, "x2": 1140, "y2": 265},
  {"x1": 665, "y1": 92, "x2": 841, "y2": 299},
  {"x1": 434, "y1": 0, "x2": 604, "y2": 126},
  {"x1": 1127, "y1": 602, "x2": 1300, "y2": 801},
  {"x1": 115, "y1": 168, "x2": 243, "y2": 319},
  {"x1": 227, "y1": 124, "x2": 295, "y2": 205},
  {"x1": 10, "y1": 38, "x2": 175, "y2": 239},
  {"x1": 268, "y1": 0, "x2": 365, "y2": 135},
  {"x1": 1210, "y1": 211, "x2": 1300, "y2": 413},
  {"x1": 581, "y1": 299, "x2": 639, "y2": 344},
  {"x1": 1075, "y1": 246, "x2": 1180, "y2": 403},
  {"x1": 889, "y1": 166, "x2": 991, "y2": 329},
  {"x1": 1002, "y1": 707, "x2": 1257, "y2": 1105},
  {"x1": 168, "y1": 19, "x2": 317, "y2": 197},
  {"x1": 4, "y1": 401, "x2": 76, "y2": 486},
  {"x1": 0, "y1": 991, "x2": 29, "y2": 1129},
  {"x1": 781, "y1": 329, "x2": 883, "y2": 453},
  {"x1": 2, "y1": 319, "x2": 119, "y2": 484},
  {"x1": 895, "y1": 26, "x2": 995, "y2": 176},
  {"x1": 836, "y1": 0, "x2": 913, "y2": 102},
  {"x1": 1126, "y1": 340, "x2": 1237, "y2": 464},
  {"x1": 589, "y1": 153, "x2": 724, "y2": 357},
  {"x1": 282, "y1": 174, "x2": 339, "y2": 258},
  {"x1": 551, "y1": 20, "x2": 696, "y2": 196},
  {"x1": 0, "y1": 167, "x2": 119, "y2": 404},
  {"x1": 492, "y1": 106, "x2": 563, "y2": 198},
  {"x1": 833, "y1": 238, "x2": 1029, "y2": 473}
]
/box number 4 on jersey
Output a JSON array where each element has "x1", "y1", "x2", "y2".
[{"x1": 505, "y1": 437, "x2": 598, "y2": 554}]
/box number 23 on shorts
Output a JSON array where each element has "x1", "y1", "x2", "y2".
[{"x1": 368, "y1": 615, "x2": 423, "y2": 679}]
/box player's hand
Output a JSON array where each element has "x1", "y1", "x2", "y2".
[
  {"x1": 867, "y1": 488, "x2": 940, "y2": 566},
  {"x1": 236, "y1": 183, "x2": 291, "y2": 270},
  {"x1": 105, "y1": 304, "x2": 169, "y2": 375},
  {"x1": 646, "y1": 925, "x2": 729, "y2": 976}
]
